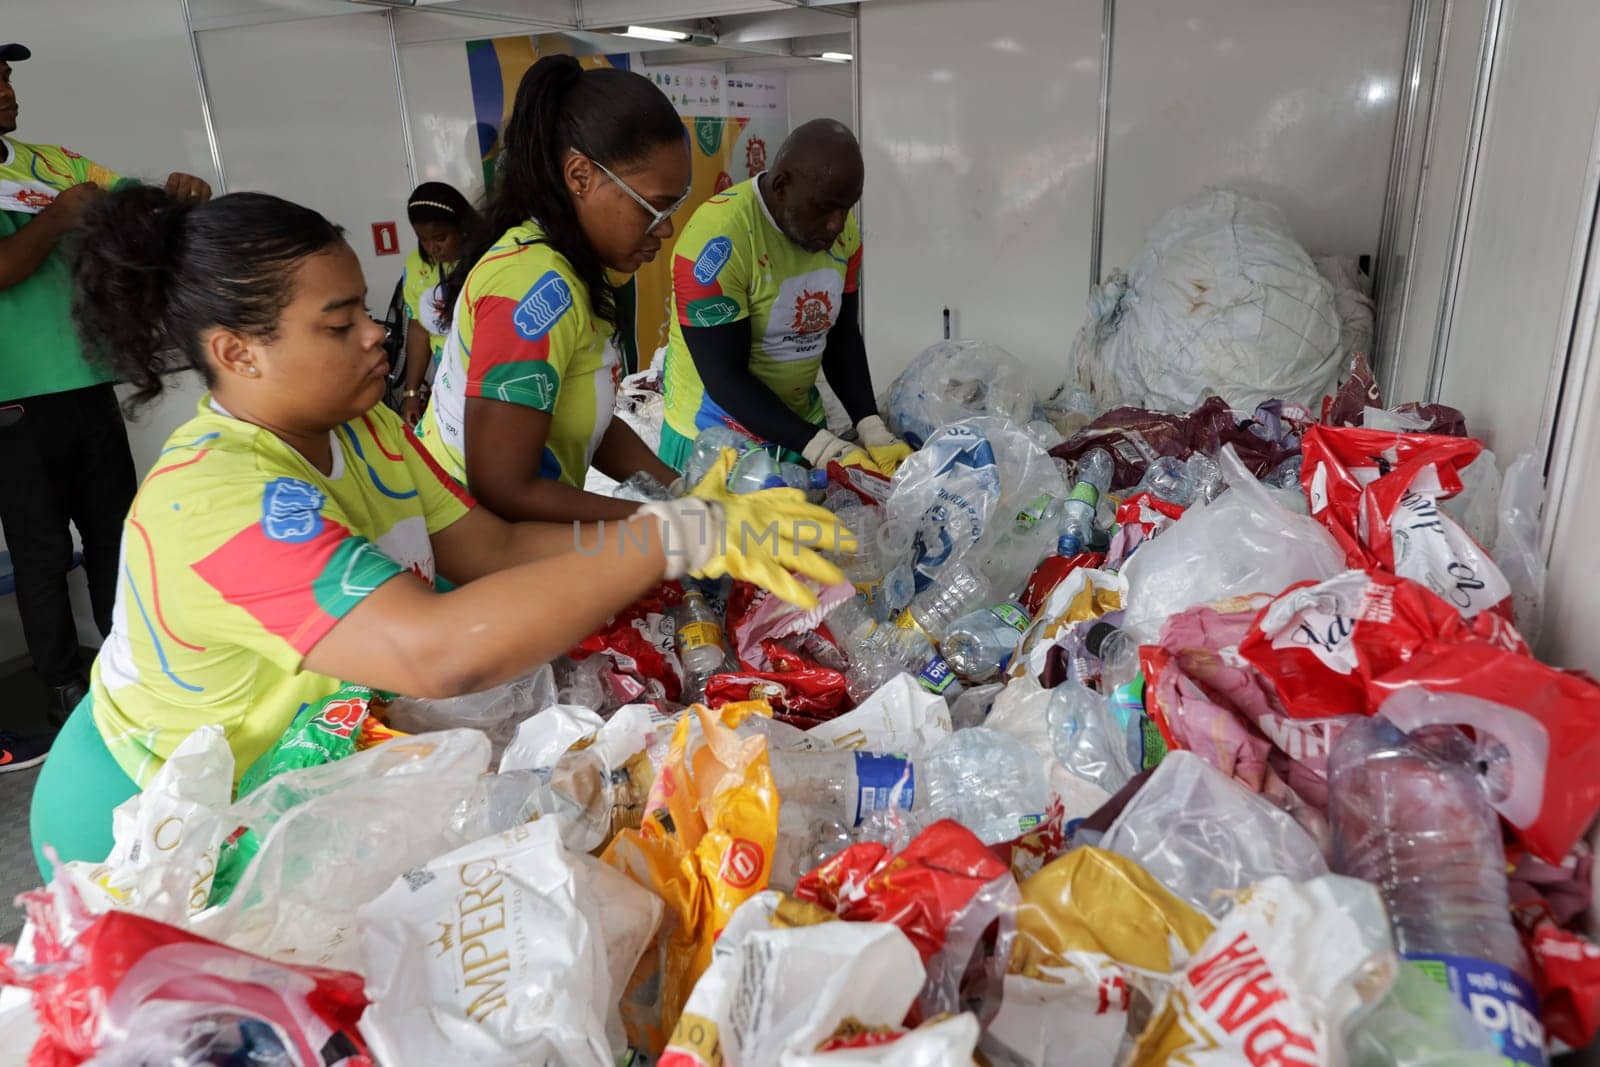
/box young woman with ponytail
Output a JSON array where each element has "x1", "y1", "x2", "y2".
[
  {"x1": 30, "y1": 185, "x2": 843, "y2": 873},
  {"x1": 415, "y1": 54, "x2": 689, "y2": 522}
]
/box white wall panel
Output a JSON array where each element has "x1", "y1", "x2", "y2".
[
  {"x1": 859, "y1": 0, "x2": 1103, "y2": 390},
  {"x1": 1101, "y1": 0, "x2": 1410, "y2": 272},
  {"x1": 198, "y1": 12, "x2": 417, "y2": 304},
  {"x1": 399, "y1": 38, "x2": 487, "y2": 206},
  {"x1": 786, "y1": 63, "x2": 855, "y2": 131},
  {"x1": 1424, "y1": 0, "x2": 1600, "y2": 459}
]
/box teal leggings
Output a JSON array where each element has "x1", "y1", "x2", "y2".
[{"x1": 30, "y1": 696, "x2": 139, "y2": 880}]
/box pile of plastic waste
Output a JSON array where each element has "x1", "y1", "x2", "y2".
[{"x1": 4, "y1": 341, "x2": 1598, "y2": 1067}]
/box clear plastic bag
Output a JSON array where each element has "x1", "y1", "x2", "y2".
[
  {"x1": 1119, "y1": 445, "x2": 1345, "y2": 643},
  {"x1": 383, "y1": 665, "x2": 557, "y2": 760},
  {"x1": 1347, "y1": 961, "x2": 1503, "y2": 1067},
  {"x1": 1100, "y1": 751, "x2": 1329, "y2": 919},
  {"x1": 192, "y1": 729, "x2": 491, "y2": 972},
  {"x1": 1495, "y1": 452, "x2": 1547, "y2": 646},
  {"x1": 884, "y1": 339, "x2": 1038, "y2": 448}
]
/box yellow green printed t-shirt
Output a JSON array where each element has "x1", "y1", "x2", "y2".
[
  {"x1": 401, "y1": 249, "x2": 453, "y2": 363},
  {"x1": 663, "y1": 176, "x2": 862, "y2": 441},
  {"x1": 0, "y1": 138, "x2": 123, "y2": 402},
  {"x1": 90, "y1": 400, "x2": 474, "y2": 786},
  {"x1": 417, "y1": 221, "x2": 620, "y2": 489}
]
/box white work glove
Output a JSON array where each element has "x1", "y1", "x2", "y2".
[{"x1": 635, "y1": 498, "x2": 724, "y2": 580}]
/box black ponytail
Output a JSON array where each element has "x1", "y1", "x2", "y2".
[
  {"x1": 445, "y1": 54, "x2": 683, "y2": 329},
  {"x1": 71, "y1": 186, "x2": 343, "y2": 412}
]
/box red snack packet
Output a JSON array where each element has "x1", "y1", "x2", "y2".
[
  {"x1": 704, "y1": 639, "x2": 851, "y2": 725},
  {"x1": 1369, "y1": 639, "x2": 1600, "y2": 863},
  {"x1": 1526, "y1": 921, "x2": 1600, "y2": 1049},
  {"x1": 572, "y1": 581, "x2": 685, "y2": 702},
  {"x1": 795, "y1": 820, "x2": 1018, "y2": 1023},
  {"x1": 1021, "y1": 552, "x2": 1105, "y2": 616},
  {"x1": 827, "y1": 459, "x2": 893, "y2": 505},
  {"x1": 0, "y1": 907, "x2": 371, "y2": 1066},
  {"x1": 1240, "y1": 569, "x2": 1529, "y2": 720},
  {"x1": 1300, "y1": 425, "x2": 1511, "y2": 619},
  {"x1": 1320, "y1": 351, "x2": 1382, "y2": 426}
]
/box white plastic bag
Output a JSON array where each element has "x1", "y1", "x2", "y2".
[
  {"x1": 54, "y1": 725, "x2": 233, "y2": 925},
  {"x1": 805, "y1": 673, "x2": 954, "y2": 753},
  {"x1": 192, "y1": 729, "x2": 490, "y2": 971},
  {"x1": 1127, "y1": 875, "x2": 1396, "y2": 1065},
  {"x1": 884, "y1": 339, "x2": 1038, "y2": 448},
  {"x1": 1119, "y1": 445, "x2": 1345, "y2": 643},
  {"x1": 1072, "y1": 191, "x2": 1344, "y2": 413},
  {"x1": 358, "y1": 819, "x2": 661, "y2": 1066},
  {"x1": 664, "y1": 891, "x2": 979, "y2": 1066},
  {"x1": 384, "y1": 666, "x2": 557, "y2": 760},
  {"x1": 1101, "y1": 751, "x2": 1329, "y2": 919}
]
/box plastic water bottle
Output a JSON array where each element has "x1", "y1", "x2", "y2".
[
  {"x1": 1084, "y1": 621, "x2": 1139, "y2": 691},
  {"x1": 675, "y1": 588, "x2": 732, "y2": 702},
  {"x1": 831, "y1": 598, "x2": 961, "y2": 700},
  {"x1": 1186, "y1": 452, "x2": 1225, "y2": 503},
  {"x1": 728, "y1": 448, "x2": 829, "y2": 496},
  {"x1": 613, "y1": 470, "x2": 674, "y2": 503},
  {"x1": 896, "y1": 562, "x2": 992, "y2": 643},
  {"x1": 1329, "y1": 716, "x2": 1546, "y2": 1067},
  {"x1": 769, "y1": 730, "x2": 1047, "y2": 846},
  {"x1": 684, "y1": 424, "x2": 753, "y2": 487},
  {"x1": 830, "y1": 504, "x2": 915, "y2": 621},
  {"x1": 1047, "y1": 681, "x2": 1138, "y2": 794},
  {"x1": 921, "y1": 727, "x2": 1049, "y2": 844},
  {"x1": 1058, "y1": 448, "x2": 1114, "y2": 554},
  {"x1": 1134, "y1": 456, "x2": 1197, "y2": 507},
  {"x1": 941, "y1": 601, "x2": 1030, "y2": 682}
]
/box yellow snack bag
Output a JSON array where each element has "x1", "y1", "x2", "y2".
[
  {"x1": 987, "y1": 847, "x2": 1214, "y2": 1065},
  {"x1": 602, "y1": 701, "x2": 779, "y2": 1052},
  {"x1": 1009, "y1": 568, "x2": 1128, "y2": 681}
]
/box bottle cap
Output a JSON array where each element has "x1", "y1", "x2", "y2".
[
  {"x1": 761, "y1": 475, "x2": 786, "y2": 490},
  {"x1": 1084, "y1": 620, "x2": 1119, "y2": 658},
  {"x1": 809, "y1": 468, "x2": 830, "y2": 490}
]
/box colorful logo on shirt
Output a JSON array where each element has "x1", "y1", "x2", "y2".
[
  {"x1": 260, "y1": 477, "x2": 326, "y2": 543},
  {"x1": 687, "y1": 296, "x2": 741, "y2": 327},
  {"x1": 511, "y1": 271, "x2": 573, "y2": 341},
  {"x1": 791, "y1": 288, "x2": 835, "y2": 334},
  {"x1": 693, "y1": 237, "x2": 733, "y2": 285}
]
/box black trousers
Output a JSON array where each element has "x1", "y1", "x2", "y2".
[{"x1": 0, "y1": 384, "x2": 136, "y2": 688}]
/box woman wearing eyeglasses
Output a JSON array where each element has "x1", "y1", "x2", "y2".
[{"x1": 416, "y1": 55, "x2": 687, "y2": 521}]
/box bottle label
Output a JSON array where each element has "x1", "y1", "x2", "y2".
[
  {"x1": 1407, "y1": 953, "x2": 1546, "y2": 1067},
  {"x1": 1014, "y1": 493, "x2": 1053, "y2": 530},
  {"x1": 916, "y1": 654, "x2": 956, "y2": 694},
  {"x1": 853, "y1": 752, "x2": 914, "y2": 826},
  {"x1": 990, "y1": 603, "x2": 1030, "y2": 633},
  {"x1": 854, "y1": 578, "x2": 883, "y2": 608},
  {"x1": 894, "y1": 609, "x2": 926, "y2": 636},
  {"x1": 1068, "y1": 480, "x2": 1101, "y2": 507},
  {"x1": 676, "y1": 621, "x2": 723, "y2": 651}
]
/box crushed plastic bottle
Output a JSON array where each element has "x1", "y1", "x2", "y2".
[
  {"x1": 941, "y1": 601, "x2": 1030, "y2": 682},
  {"x1": 684, "y1": 424, "x2": 754, "y2": 487},
  {"x1": 612, "y1": 470, "x2": 675, "y2": 503},
  {"x1": 1264, "y1": 454, "x2": 1304, "y2": 491},
  {"x1": 920, "y1": 727, "x2": 1049, "y2": 844},
  {"x1": 831, "y1": 597, "x2": 961, "y2": 700},
  {"x1": 676, "y1": 587, "x2": 733, "y2": 702},
  {"x1": 1134, "y1": 455, "x2": 1197, "y2": 507},
  {"x1": 728, "y1": 448, "x2": 829, "y2": 497},
  {"x1": 1330, "y1": 716, "x2": 1547, "y2": 1067},
  {"x1": 1046, "y1": 680, "x2": 1137, "y2": 794},
  {"x1": 1059, "y1": 448, "x2": 1114, "y2": 554},
  {"x1": 1084, "y1": 621, "x2": 1139, "y2": 691},
  {"x1": 896, "y1": 561, "x2": 992, "y2": 643},
  {"x1": 830, "y1": 503, "x2": 915, "y2": 621},
  {"x1": 1186, "y1": 452, "x2": 1225, "y2": 504}
]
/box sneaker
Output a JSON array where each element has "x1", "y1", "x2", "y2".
[
  {"x1": 0, "y1": 730, "x2": 52, "y2": 773},
  {"x1": 47, "y1": 675, "x2": 89, "y2": 729}
]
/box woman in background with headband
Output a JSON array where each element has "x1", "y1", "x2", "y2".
[{"x1": 398, "y1": 181, "x2": 481, "y2": 427}]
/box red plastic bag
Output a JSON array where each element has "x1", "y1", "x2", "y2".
[
  {"x1": 795, "y1": 820, "x2": 1018, "y2": 1022},
  {"x1": 1300, "y1": 425, "x2": 1511, "y2": 618},
  {"x1": 704, "y1": 638, "x2": 850, "y2": 726},
  {"x1": 1240, "y1": 569, "x2": 1529, "y2": 720},
  {"x1": 1369, "y1": 639, "x2": 1600, "y2": 863},
  {"x1": 0, "y1": 907, "x2": 371, "y2": 1066},
  {"x1": 572, "y1": 581, "x2": 685, "y2": 702},
  {"x1": 1526, "y1": 921, "x2": 1600, "y2": 1049},
  {"x1": 1021, "y1": 552, "x2": 1105, "y2": 617}
]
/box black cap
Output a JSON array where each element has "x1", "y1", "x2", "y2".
[
  {"x1": 1084, "y1": 621, "x2": 1120, "y2": 659},
  {"x1": 0, "y1": 43, "x2": 30, "y2": 62}
]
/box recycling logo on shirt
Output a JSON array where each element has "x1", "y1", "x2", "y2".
[
  {"x1": 260, "y1": 477, "x2": 326, "y2": 543},
  {"x1": 687, "y1": 296, "x2": 741, "y2": 327},
  {"x1": 512, "y1": 271, "x2": 573, "y2": 341}
]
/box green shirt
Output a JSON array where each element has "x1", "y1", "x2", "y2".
[{"x1": 0, "y1": 138, "x2": 122, "y2": 402}]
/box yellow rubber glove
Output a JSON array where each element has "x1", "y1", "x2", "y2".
[
  {"x1": 855, "y1": 415, "x2": 914, "y2": 475},
  {"x1": 682, "y1": 448, "x2": 851, "y2": 608}
]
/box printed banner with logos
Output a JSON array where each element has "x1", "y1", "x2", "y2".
[{"x1": 464, "y1": 35, "x2": 788, "y2": 372}]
